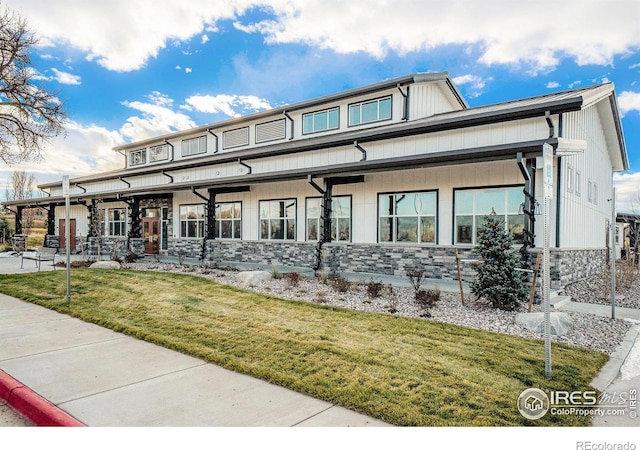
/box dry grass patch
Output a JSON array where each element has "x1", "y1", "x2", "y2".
[{"x1": 0, "y1": 269, "x2": 608, "y2": 426}]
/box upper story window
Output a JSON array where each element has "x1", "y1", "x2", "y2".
[
  {"x1": 182, "y1": 136, "x2": 207, "y2": 157},
  {"x1": 349, "y1": 96, "x2": 392, "y2": 126},
  {"x1": 256, "y1": 119, "x2": 286, "y2": 143},
  {"x1": 379, "y1": 191, "x2": 437, "y2": 244},
  {"x1": 303, "y1": 107, "x2": 339, "y2": 135},
  {"x1": 129, "y1": 149, "x2": 147, "y2": 166},
  {"x1": 149, "y1": 143, "x2": 170, "y2": 163},
  {"x1": 223, "y1": 127, "x2": 250, "y2": 150}
]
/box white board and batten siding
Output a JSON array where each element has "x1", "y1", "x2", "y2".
[{"x1": 559, "y1": 105, "x2": 615, "y2": 248}]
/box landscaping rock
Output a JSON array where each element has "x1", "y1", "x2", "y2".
[
  {"x1": 90, "y1": 260, "x2": 122, "y2": 269},
  {"x1": 237, "y1": 270, "x2": 272, "y2": 287},
  {"x1": 515, "y1": 312, "x2": 572, "y2": 336}
]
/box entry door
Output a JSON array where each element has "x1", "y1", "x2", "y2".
[
  {"x1": 142, "y1": 217, "x2": 160, "y2": 254},
  {"x1": 59, "y1": 219, "x2": 76, "y2": 250}
]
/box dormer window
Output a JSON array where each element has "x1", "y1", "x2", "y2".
[
  {"x1": 303, "y1": 107, "x2": 339, "y2": 134},
  {"x1": 349, "y1": 95, "x2": 392, "y2": 126},
  {"x1": 182, "y1": 136, "x2": 207, "y2": 157},
  {"x1": 129, "y1": 149, "x2": 147, "y2": 166},
  {"x1": 149, "y1": 143, "x2": 170, "y2": 162}
]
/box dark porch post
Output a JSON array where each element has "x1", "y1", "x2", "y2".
[
  {"x1": 47, "y1": 206, "x2": 55, "y2": 236},
  {"x1": 206, "y1": 190, "x2": 216, "y2": 240},
  {"x1": 322, "y1": 180, "x2": 333, "y2": 243},
  {"x1": 15, "y1": 206, "x2": 23, "y2": 235},
  {"x1": 127, "y1": 197, "x2": 141, "y2": 239}
]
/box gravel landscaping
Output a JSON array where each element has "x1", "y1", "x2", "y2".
[{"x1": 123, "y1": 261, "x2": 635, "y2": 355}]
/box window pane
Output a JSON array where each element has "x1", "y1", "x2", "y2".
[
  {"x1": 333, "y1": 197, "x2": 350, "y2": 217},
  {"x1": 508, "y1": 215, "x2": 525, "y2": 243},
  {"x1": 233, "y1": 204, "x2": 241, "y2": 219},
  {"x1": 349, "y1": 104, "x2": 360, "y2": 126},
  {"x1": 270, "y1": 219, "x2": 283, "y2": 239},
  {"x1": 338, "y1": 218, "x2": 350, "y2": 241},
  {"x1": 260, "y1": 202, "x2": 269, "y2": 219},
  {"x1": 420, "y1": 192, "x2": 436, "y2": 215},
  {"x1": 307, "y1": 219, "x2": 318, "y2": 241},
  {"x1": 379, "y1": 217, "x2": 392, "y2": 242},
  {"x1": 396, "y1": 217, "x2": 419, "y2": 242},
  {"x1": 507, "y1": 188, "x2": 523, "y2": 213},
  {"x1": 270, "y1": 201, "x2": 281, "y2": 218},
  {"x1": 181, "y1": 222, "x2": 187, "y2": 237},
  {"x1": 303, "y1": 114, "x2": 313, "y2": 134},
  {"x1": 379, "y1": 97, "x2": 392, "y2": 120},
  {"x1": 456, "y1": 216, "x2": 473, "y2": 244},
  {"x1": 475, "y1": 189, "x2": 505, "y2": 214},
  {"x1": 233, "y1": 220, "x2": 241, "y2": 239},
  {"x1": 421, "y1": 216, "x2": 436, "y2": 243},
  {"x1": 328, "y1": 108, "x2": 339, "y2": 129},
  {"x1": 285, "y1": 201, "x2": 296, "y2": 218},
  {"x1": 455, "y1": 191, "x2": 473, "y2": 214},
  {"x1": 220, "y1": 220, "x2": 232, "y2": 239},
  {"x1": 362, "y1": 101, "x2": 378, "y2": 123},
  {"x1": 260, "y1": 220, "x2": 269, "y2": 239},
  {"x1": 395, "y1": 193, "x2": 418, "y2": 215},
  {"x1": 379, "y1": 195, "x2": 393, "y2": 216},
  {"x1": 286, "y1": 219, "x2": 295, "y2": 240},
  {"x1": 315, "y1": 111, "x2": 327, "y2": 131},
  {"x1": 307, "y1": 198, "x2": 321, "y2": 218}
]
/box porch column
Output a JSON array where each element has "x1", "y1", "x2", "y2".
[
  {"x1": 322, "y1": 180, "x2": 333, "y2": 243},
  {"x1": 15, "y1": 205, "x2": 23, "y2": 235},
  {"x1": 127, "y1": 197, "x2": 142, "y2": 239},
  {"x1": 206, "y1": 189, "x2": 216, "y2": 240},
  {"x1": 47, "y1": 206, "x2": 56, "y2": 235}
]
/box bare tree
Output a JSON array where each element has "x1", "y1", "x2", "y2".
[
  {"x1": 4, "y1": 169, "x2": 37, "y2": 237},
  {"x1": 0, "y1": 6, "x2": 66, "y2": 164}
]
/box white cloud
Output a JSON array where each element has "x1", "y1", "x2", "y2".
[
  {"x1": 201, "y1": 34, "x2": 209, "y2": 44},
  {"x1": 185, "y1": 68, "x2": 192, "y2": 74},
  {"x1": 51, "y1": 68, "x2": 81, "y2": 85},
  {"x1": 121, "y1": 92, "x2": 197, "y2": 141},
  {"x1": 546, "y1": 81, "x2": 560, "y2": 89},
  {"x1": 182, "y1": 94, "x2": 272, "y2": 117},
  {"x1": 618, "y1": 91, "x2": 640, "y2": 116},
  {"x1": 614, "y1": 172, "x2": 640, "y2": 213},
  {"x1": 2, "y1": 121, "x2": 124, "y2": 186},
  {"x1": 5, "y1": 0, "x2": 639, "y2": 73},
  {"x1": 569, "y1": 80, "x2": 582, "y2": 89},
  {"x1": 452, "y1": 74, "x2": 491, "y2": 98}
]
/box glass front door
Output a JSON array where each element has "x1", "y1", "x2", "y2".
[{"x1": 142, "y1": 217, "x2": 160, "y2": 254}]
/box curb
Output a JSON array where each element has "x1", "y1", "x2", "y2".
[
  {"x1": 590, "y1": 325, "x2": 640, "y2": 392},
  {"x1": 0, "y1": 370, "x2": 84, "y2": 427}
]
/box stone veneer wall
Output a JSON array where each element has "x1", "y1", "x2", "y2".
[
  {"x1": 206, "y1": 240, "x2": 317, "y2": 267},
  {"x1": 168, "y1": 238, "x2": 203, "y2": 259}
]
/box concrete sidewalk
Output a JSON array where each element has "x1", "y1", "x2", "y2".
[{"x1": 0, "y1": 292, "x2": 387, "y2": 426}]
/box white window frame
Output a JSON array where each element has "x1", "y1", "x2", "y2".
[
  {"x1": 305, "y1": 196, "x2": 351, "y2": 242},
  {"x1": 575, "y1": 170, "x2": 582, "y2": 197},
  {"x1": 215, "y1": 202, "x2": 242, "y2": 239},
  {"x1": 149, "y1": 143, "x2": 170, "y2": 163},
  {"x1": 129, "y1": 149, "x2": 147, "y2": 166},
  {"x1": 454, "y1": 186, "x2": 525, "y2": 246},
  {"x1": 378, "y1": 191, "x2": 437, "y2": 244},
  {"x1": 179, "y1": 204, "x2": 205, "y2": 238},
  {"x1": 106, "y1": 208, "x2": 127, "y2": 237},
  {"x1": 259, "y1": 199, "x2": 296, "y2": 241},
  {"x1": 566, "y1": 165, "x2": 574, "y2": 193},
  {"x1": 302, "y1": 107, "x2": 340, "y2": 135},
  {"x1": 349, "y1": 95, "x2": 392, "y2": 126},
  {"x1": 181, "y1": 136, "x2": 207, "y2": 157}
]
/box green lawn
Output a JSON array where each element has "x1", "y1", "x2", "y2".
[{"x1": 0, "y1": 269, "x2": 608, "y2": 426}]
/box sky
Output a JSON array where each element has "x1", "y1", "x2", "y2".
[{"x1": 1, "y1": 0, "x2": 640, "y2": 212}]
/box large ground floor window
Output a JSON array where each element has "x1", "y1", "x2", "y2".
[
  {"x1": 215, "y1": 202, "x2": 242, "y2": 239},
  {"x1": 306, "y1": 196, "x2": 351, "y2": 241},
  {"x1": 454, "y1": 186, "x2": 524, "y2": 245},
  {"x1": 179, "y1": 204, "x2": 205, "y2": 238},
  {"x1": 259, "y1": 199, "x2": 296, "y2": 240},
  {"x1": 106, "y1": 208, "x2": 127, "y2": 236},
  {"x1": 378, "y1": 191, "x2": 437, "y2": 243}
]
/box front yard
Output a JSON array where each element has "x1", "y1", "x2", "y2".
[{"x1": 0, "y1": 269, "x2": 609, "y2": 426}]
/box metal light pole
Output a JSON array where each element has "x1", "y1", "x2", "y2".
[
  {"x1": 62, "y1": 175, "x2": 71, "y2": 304},
  {"x1": 542, "y1": 143, "x2": 553, "y2": 379}
]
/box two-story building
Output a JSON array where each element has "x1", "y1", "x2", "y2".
[{"x1": 2, "y1": 72, "x2": 629, "y2": 288}]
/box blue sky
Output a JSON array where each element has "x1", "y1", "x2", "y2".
[{"x1": 2, "y1": 0, "x2": 640, "y2": 211}]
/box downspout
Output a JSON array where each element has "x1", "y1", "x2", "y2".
[
  {"x1": 163, "y1": 139, "x2": 174, "y2": 160},
  {"x1": 397, "y1": 84, "x2": 409, "y2": 121},
  {"x1": 207, "y1": 129, "x2": 219, "y2": 153},
  {"x1": 283, "y1": 111, "x2": 294, "y2": 140},
  {"x1": 555, "y1": 114, "x2": 563, "y2": 248}
]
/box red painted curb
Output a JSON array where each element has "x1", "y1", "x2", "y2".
[{"x1": 0, "y1": 370, "x2": 84, "y2": 427}]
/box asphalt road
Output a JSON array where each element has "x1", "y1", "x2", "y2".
[{"x1": 0, "y1": 399, "x2": 32, "y2": 427}]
